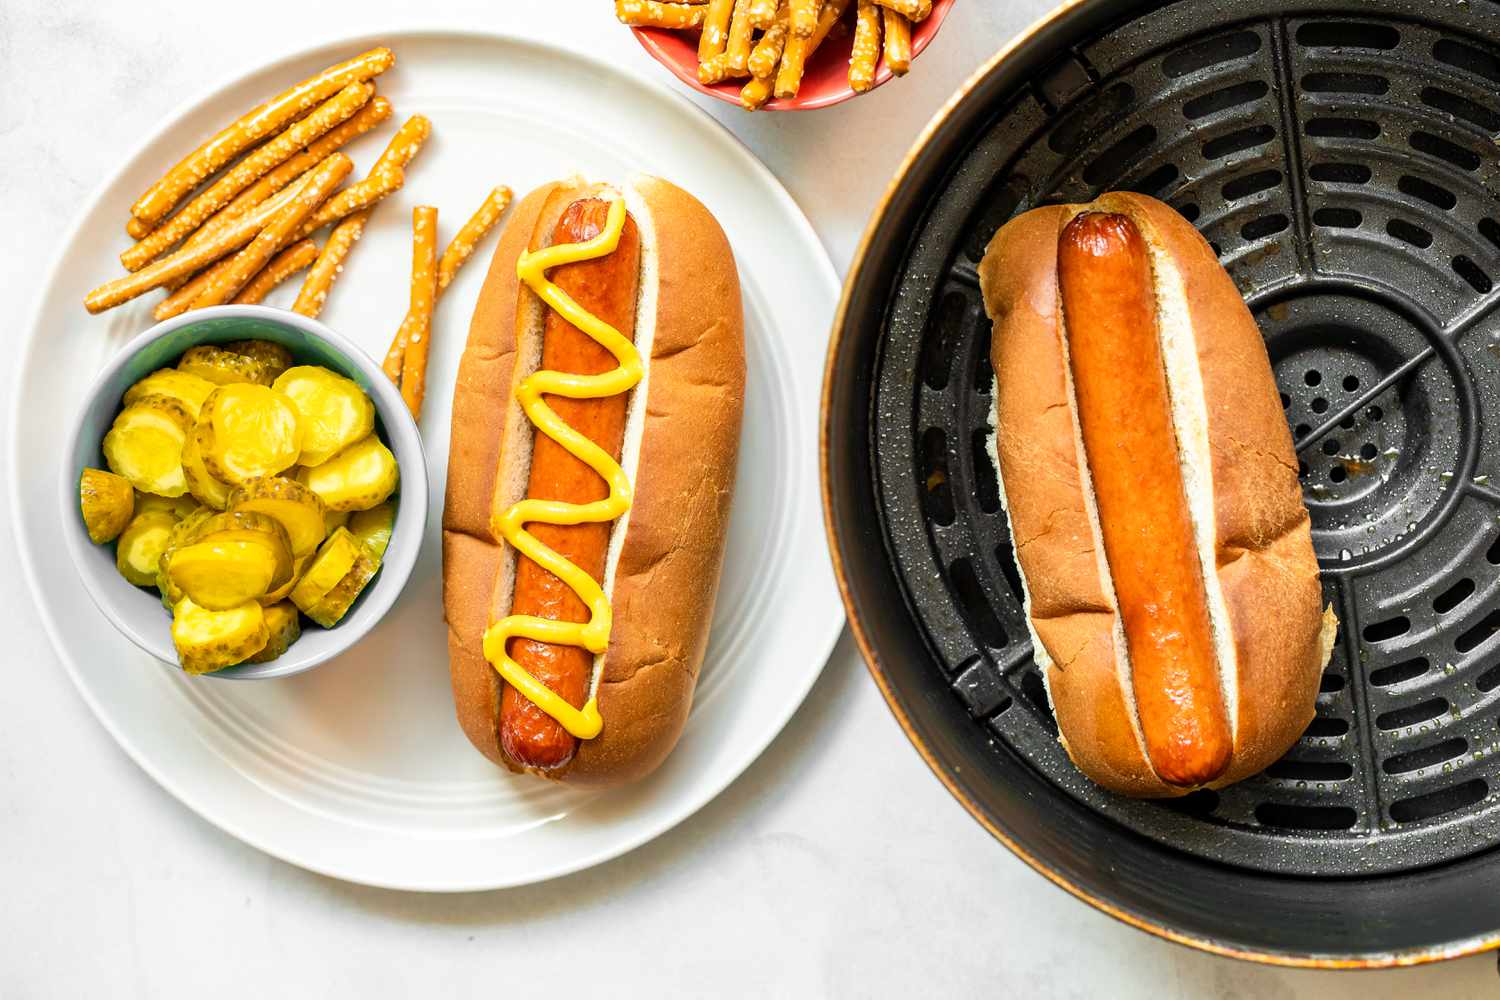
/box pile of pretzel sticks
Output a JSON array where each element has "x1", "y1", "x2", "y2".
[
  {"x1": 616, "y1": 0, "x2": 933, "y2": 109},
  {"x1": 83, "y1": 47, "x2": 513, "y2": 420}
]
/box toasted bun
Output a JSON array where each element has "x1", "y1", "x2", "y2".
[
  {"x1": 443, "y1": 175, "x2": 744, "y2": 787},
  {"x1": 979, "y1": 192, "x2": 1336, "y2": 798}
]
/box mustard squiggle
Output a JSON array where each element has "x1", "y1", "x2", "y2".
[{"x1": 482, "y1": 198, "x2": 639, "y2": 740}]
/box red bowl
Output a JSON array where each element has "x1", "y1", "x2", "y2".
[{"x1": 631, "y1": 1, "x2": 956, "y2": 111}]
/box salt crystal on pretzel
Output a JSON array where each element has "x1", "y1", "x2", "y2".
[
  {"x1": 128, "y1": 47, "x2": 394, "y2": 228},
  {"x1": 614, "y1": 0, "x2": 707, "y2": 28},
  {"x1": 748, "y1": 0, "x2": 780, "y2": 29},
  {"x1": 748, "y1": 5, "x2": 792, "y2": 80},
  {"x1": 849, "y1": 0, "x2": 882, "y2": 93},
  {"x1": 121, "y1": 83, "x2": 374, "y2": 272},
  {"x1": 292, "y1": 210, "x2": 370, "y2": 319},
  {"x1": 789, "y1": 0, "x2": 820, "y2": 37},
  {"x1": 698, "y1": 0, "x2": 736, "y2": 61},
  {"x1": 397, "y1": 206, "x2": 440, "y2": 415},
  {"x1": 230, "y1": 239, "x2": 319, "y2": 305},
  {"x1": 370, "y1": 115, "x2": 431, "y2": 179},
  {"x1": 882, "y1": 7, "x2": 912, "y2": 75},
  {"x1": 192, "y1": 154, "x2": 353, "y2": 308}
]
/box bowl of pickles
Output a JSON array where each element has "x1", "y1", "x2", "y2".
[{"x1": 63, "y1": 305, "x2": 427, "y2": 679}]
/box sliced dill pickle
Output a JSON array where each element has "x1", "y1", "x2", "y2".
[
  {"x1": 227, "y1": 475, "x2": 326, "y2": 555},
  {"x1": 177, "y1": 345, "x2": 272, "y2": 386},
  {"x1": 171, "y1": 598, "x2": 269, "y2": 674},
  {"x1": 271, "y1": 366, "x2": 374, "y2": 466},
  {"x1": 115, "y1": 510, "x2": 178, "y2": 586},
  {"x1": 296, "y1": 434, "x2": 397, "y2": 511},
  {"x1": 245, "y1": 601, "x2": 301, "y2": 663},
  {"x1": 289, "y1": 527, "x2": 362, "y2": 612},
  {"x1": 79, "y1": 468, "x2": 135, "y2": 543}
]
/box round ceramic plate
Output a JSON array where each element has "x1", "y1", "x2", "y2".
[{"x1": 9, "y1": 28, "x2": 842, "y2": 890}]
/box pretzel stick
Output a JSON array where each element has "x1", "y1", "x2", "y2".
[
  {"x1": 181, "y1": 97, "x2": 392, "y2": 259},
  {"x1": 128, "y1": 47, "x2": 393, "y2": 228},
  {"x1": 295, "y1": 165, "x2": 404, "y2": 239},
  {"x1": 775, "y1": 0, "x2": 850, "y2": 97},
  {"x1": 383, "y1": 185, "x2": 512, "y2": 375},
  {"x1": 748, "y1": 0, "x2": 779, "y2": 28},
  {"x1": 748, "y1": 6, "x2": 791, "y2": 80},
  {"x1": 882, "y1": 8, "x2": 912, "y2": 75},
  {"x1": 86, "y1": 167, "x2": 324, "y2": 314},
  {"x1": 191, "y1": 154, "x2": 352, "y2": 308},
  {"x1": 230, "y1": 239, "x2": 319, "y2": 305},
  {"x1": 789, "y1": 0, "x2": 819, "y2": 37},
  {"x1": 369, "y1": 115, "x2": 431, "y2": 179},
  {"x1": 850, "y1": 0, "x2": 882, "y2": 93},
  {"x1": 740, "y1": 77, "x2": 775, "y2": 110},
  {"x1": 614, "y1": 0, "x2": 707, "y2": 27},
  {"x1": 291, "y1": 210, "x2": 370, "y2": 318},
  {"x1": 156, "y1": 258, "x2": 231, "y2": 320},
  {"x1": 724, "y1": 0, "x2": 755, "y2": 75},
  {"x1": 870, "y1": 0, "x2": 929, "y2": 17},
  {"x1": 126, "y1": 217, "x2": 152, "y2": 240},
  {"x1": 397, "y1": 207, "x2": 439, "y2": 415},
  {"x1": 698, "y1": 0, "x2": 735, "y2": 60},
  {"x1": 122, "y1": 83, "x2": 373, "y2": 271}
]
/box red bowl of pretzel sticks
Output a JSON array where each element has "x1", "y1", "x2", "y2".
[{"x1": 623, "y1": 0, "x2": 955, "y2": 111}]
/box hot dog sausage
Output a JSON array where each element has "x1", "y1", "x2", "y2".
[
  {"x1": 1056, "y1": 211, "x2": 1232, "y2": 787},
  {"x1": 500, "y1": 198, "x2": 641, "y2": 770}
]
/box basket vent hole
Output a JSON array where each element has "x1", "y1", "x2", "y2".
[
  {"x1": 921, "y1": 292, "x2": 967, "y2": 390},
  {"x1": 1384, "y1": 738, "x2": 1468, "y2": 775},
  {"x1": 970, "y1": 428, "x2": 1000, "y2": 514},
  {"x1": 1376, "y1": 697, "x2": 1448, "y2": 731},
  {"x1": 1018, "y1": 670, "x2": 1058, "y2": 735},
  {"x1": 1359, "y1": 443, "x2": 1378, "y2": 460},
  {"x1": 920, "y1": 427, "x2": 955, "y2": 526},
  {"x1": 1265, "y1": 758, "x2": 1354, "y2": 781},
  {"x1": 948, "y1": 557, "x2": 1008, "y2": 649},
  {"x1": 1343, "y1": 374, "x2": 1360, "y2": 391},
  {"x1": 993, "y1": 540, "x2": 1025, "y2": 605},
  {"x1": 1302, "y1": 72, "x2": 1388, "y2": 95},
  {"x1": 1479, "y1": 663, "x2": 1500, "y2": 693},
  {"x1": 1176, "y1": 202, "x2": 1201, "y2": 223},
  {"x1": 1367, "y1": 405, "x2": 1383, "y2": 422},
  {"x1": 1306, "y1": 117, "x2": 1381, "y2": 140},
  {"x1": 1486, "y1": 535, "x2": 1500, "y2": 564},
  {"x1": 1294, "y1": 423, "x2": 1312, "y2": 437},
  {"x1": 1419, "y1": 87, "x2": 1500, "y2": 134},
  {"x1": 1480, "y1": 218, "x2": 1500, "y2": 253},
  {"x1": 1363, "y1": 615, "x2": 1410, "y2": 643},
  {"x1": 1298, "y1": 459, "x2": 1310, "y2": 478},
  {"x1": 1295, "y1": 21, "x2": 1399, "y2": 50},
  {"x1": 1183, "y1": 80, "x2": 1268, "y2": 120},
  {"x1": 1242, "y1": 214, "x2": 1289, "y2": 241},
  {"x1": 1455, "y1": 608, "x2": 1500, "y2": 654},
  {"x1": 1410, "y1": 132, "x2": 1481, "y2": 173},
  {"x1": 1370, "y1": 657, "x2": 1429, "y2": 687},
  {"x1": 1322, "y1": 438, "x2": 1341, "y2": 456},
  {"x1": 1453, "y1": 256, "x2": 1493, "y2": 294},
  {"x1": 1390, "y1": 780, "x2": 1488, "y2": 824},
  {"x1": 1340, "y1": 415, "x2": 1356, "y2": 430},
  {"x1": 1311, "y1": 397, "x2": 1329, "y2": 413},
  {"x1": 1313, "y1": 207, "x2": 1361, "y2": 229},
  {"x1": 1280, "y1": 392, "x2": 1291, "y2": 409},
  {"x1": 1398, "y1": 175, "x2": 1457, "y2": 211},
  {"x1": 1309, "y1": 162, "x2": 1372, "y2": 185},
  {"x1": 1305, "y1": 369, "x2": 1322, "y2": 386},
  {"x1": 1223, "y1": 169, "x2": 1281, "y2": 201},
  {"x1": 1433, "y1": 578, "x2": 1475, "y2": 615},
  {"x1": 1049, "y1": 83, "x2": 1135, "y2": 155},
  {"x1": 1158, "y1": 789, "x2": 1220, "y2": 818},
  {"x1": 1129, "y1": 163, "x2": 1180, "y2": 199},
  {"x1": 1209, "y1": 241, "x2": 1223, "y2": 258},
  {"x1": 1329, "y1": 465, "x2": 1347, "y2": 483},
  {"x1": 964, "y1": 177, "x2": 1026, "y2": 262},
  {"x1": 1304, "y1": 716, "x2": 1350, "y2": 738},
  {"x1": 1254, "y1": 803, "x2": 1357, "y2": 830},
  {"x1": 1083, "y1": 126, "x2": 1158, "y2": 186},
  {"x1": 1161, "y1": 30, "x2": 1262, "y2": 78},
  {"x1": 1203, "y1": 124, "x2": 1275, "y2": 160},
  {"x1": 1433, "y1": 39, "x2": 1500, "y2": 85},
  {"x1": 1320, "y1": 671, "x2": 1345, "y2": 694},
  {"x1": 1388, "y1": 218, "x2": 1434, "y2": 249}
]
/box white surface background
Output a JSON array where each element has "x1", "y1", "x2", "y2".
[{"x1": 0, "y1": 0, "x2": 1494, "y2": 996}]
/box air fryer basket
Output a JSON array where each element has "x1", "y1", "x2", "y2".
[{"x1": 824, "y1": 0, "x2": 1500, "y2": 966}]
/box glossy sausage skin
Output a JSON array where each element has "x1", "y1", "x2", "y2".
[
  {"x1": 500, "y1": 198, "x2": 641, "y2": 770},
  {"x1": 1056, "y1": 212, "x2": 1232, "y2": 787}
]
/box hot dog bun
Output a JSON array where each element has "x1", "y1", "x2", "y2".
[
  {"x1": 979, "y1": 191, "x2": 1337, "y2": 798},
  {"x1": 444, "y1": 175, "x2": 744, "y2": 786}
]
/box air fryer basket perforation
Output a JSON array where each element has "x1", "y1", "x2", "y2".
[{"x1": 871, "y1": 1, "x2": 1500, "y2": 878}]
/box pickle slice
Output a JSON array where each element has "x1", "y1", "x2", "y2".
[
  {"x1": 133, "y1": 492, "x2": 200, "y2": 521},
  {"x1": 155, "y1": 507, "x2": 216, "y2": 608},
  {"x1": 122, "y1": 368, "x2": 217, "y2": 418},
  {"x1": 271, "y1": 366, "x2": 375, "y2": 466},
  {"x1": 348, "y1": 502, "x2": 394, "y2": 560},
  {"x1": 171, "y1": 598, "x2": 269, "y2": 674},
  {"x1": 323, "y1": 508, "x2": 351, "y2": 534},
  {"x1": 165, "y1": 538, "x2": 279, "y2": 610},
  {"x1": 80, "y1": 468, "x2": 136, "y2": 543},
  {"x1": 227, "y1": 476, "x2": 326, "y2": 555},
  {"x1": 181, "y1": 430, "x2": 232, "y2": 510},
  {"x1": 102, "y1": 394, "x2": 193, "y2": 497},
  {"x1": 177, "y1": 345, "x2": 272, "y2": 386},
  {"x1": 245, "y1": 601, "x2": 301, "y2": 663},
  {"x1": 290, "y1": 527, "x2": 363, "y2": 612},
  {"x1": 304, "y1": 545, "x2": 379, "y2": 628},
  {"x1": 296, "y1": 435, "x2": 397, "y2": 511},
  {"x1": 224, "y1": 340, "x2": 293, "y2": 382},
  {"x1": 115, "y1": 510, "x2": 178, "y2": 586},
  {"x1": 196, "y1": 384, "x2": 304, "y2": 484},
  {"x1": 261, "y1": 552, "x2": 312, "y2": 605},
  {"x1": 187, "y1": 510, "x2": 294, "y2": 593}
]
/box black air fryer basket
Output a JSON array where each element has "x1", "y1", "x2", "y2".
[{"x1": 824, "y1": 0, "x2": 1500, "y2": 966}]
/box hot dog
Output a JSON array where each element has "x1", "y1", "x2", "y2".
[
  {"x1": 443, "y1": 176, "x2": 743, "y2": 786},
  {"x1": 979, "y1": 192, "x2": 1336, "y2": 797}
]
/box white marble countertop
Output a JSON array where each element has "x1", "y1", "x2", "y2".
[{"x1": 1, "y1": 0, "x2": 1495, "y2": 995}]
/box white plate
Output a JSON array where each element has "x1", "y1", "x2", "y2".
[{"x1": 9, "y1": 29, "x2": 843, "y2": 890}]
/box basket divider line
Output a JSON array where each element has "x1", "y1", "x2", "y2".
[
  {"x1": 1334, "y1": 574, "x2": 1384, "y2": 832},
  {"x1": 1446, "y1": 288, "x2": 1500, "y2": 343},
  {"x1": 1268, "y1": 17, "x2": 1315, "y2": 278}
]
